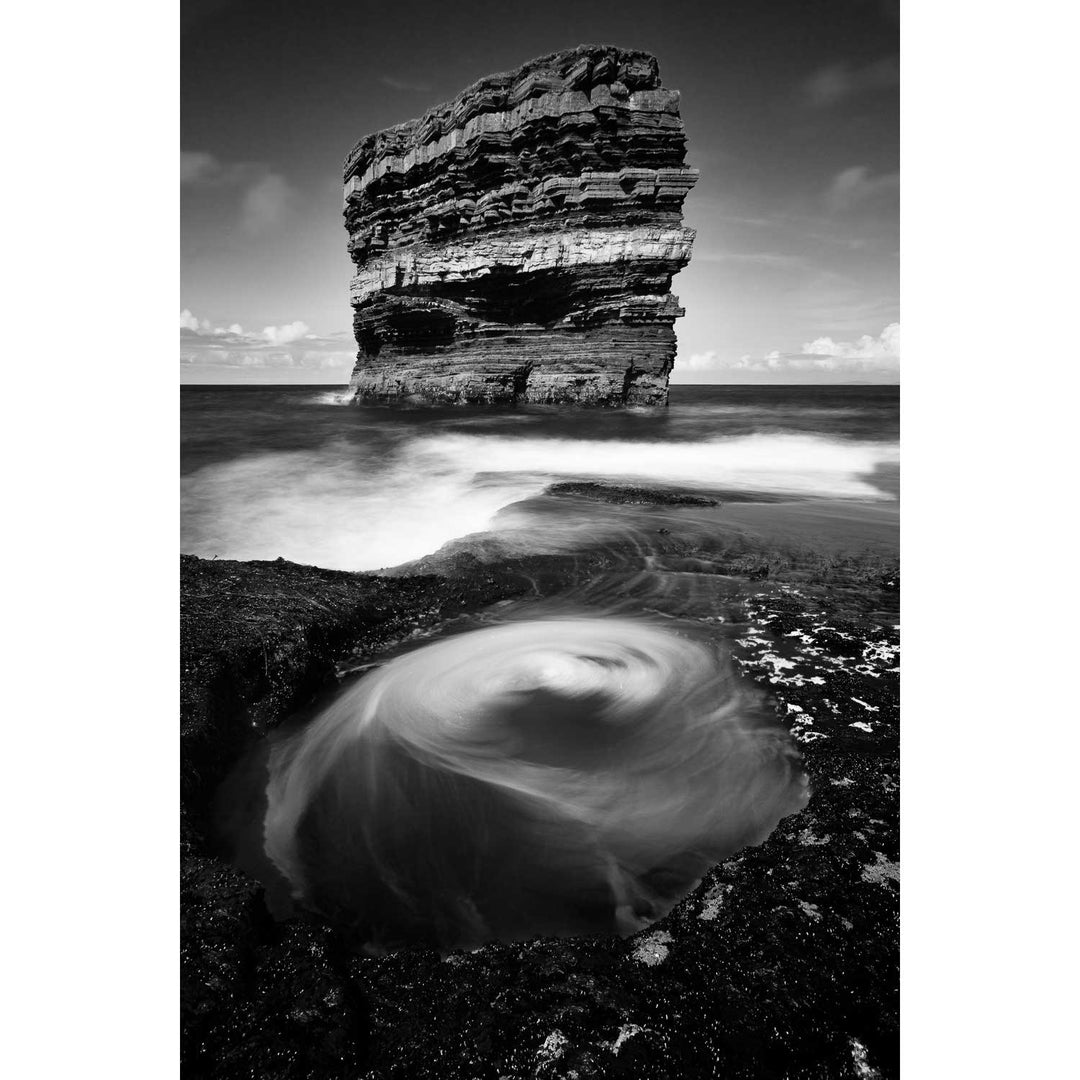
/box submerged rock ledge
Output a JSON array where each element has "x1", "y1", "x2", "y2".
[{"x1": 342, "y1": 45, "x2": 697, "y2": 406}]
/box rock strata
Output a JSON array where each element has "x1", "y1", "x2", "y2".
[{"x1": 343, "y1": 45, "x2": 698, "y2": 406}]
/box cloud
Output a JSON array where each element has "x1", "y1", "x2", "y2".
[
  {"x1": 179, "y1": 308, "x2": 206, "y2": 332},
  {"x1": 826, "y1": 166, "x2": 899, "y2": 213},
  {"x1": 802, "y1": 322, "x2": 899, "y2": 362},
  {"x1": 683, "y1": 323, "x2": 900, "y2": 377},
  {"x1": 181, "y1": 149, "x2": 297, "y2": 236},
  {"x1": 180, "y1": 151, "x2": 221, "y2": 185},
  {"x1": 681, "y1": 351, "x2": 723, "y2": 372},
  {"x1": 181, "y1": 150, "x2": 254, "y2": 187},
  {"x1": 802, "y1": 56, "x2": 899, "y2": 108},
  {"x1": 379, "y1": 75, "x2": 432, "y2": 93},
  {"x1": 240, "y1": 173, "x2": 296, "y2": 237},
  {"x1": 683, "y1": 349, "x2": 791, "y2": 374},
  {"x1": 259, "y1": 319, "x2": 310, "y2": 345},
  {"x1": 179, "y1": 310, "x2": 354, "y2": 370}
]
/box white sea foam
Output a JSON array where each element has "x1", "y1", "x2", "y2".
[
  {"x1": 438, "y1": 431, "x2": 897, "y2": 498},
  {"x1": 181, "y1": 432, "x2": 899, "y2": 571},
  {"x1": 181, "y1": 439, "x2": 545, "y2": 570},
  {"x1": 306, "y1": 389, "x2": 353, "y2": 405}
]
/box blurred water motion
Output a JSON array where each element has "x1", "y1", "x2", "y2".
[
  {"x1": 181, "y1": 385, "x2": 899, "y2": 572},
  {"x1": 224, "y1": 617, "x2": 809, "y2": 951}
]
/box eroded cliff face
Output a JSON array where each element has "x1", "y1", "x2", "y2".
[{"x1": 343, "y1": 45, "x2": 698, "y2": 406}]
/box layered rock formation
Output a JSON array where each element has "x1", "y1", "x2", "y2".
[{"x1": 342, "y1": 45, "x2": 698, "y2": 406}]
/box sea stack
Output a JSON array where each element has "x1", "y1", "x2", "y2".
[{"x1": 342, "y1": 45, "x2": 698, "y2": 406}]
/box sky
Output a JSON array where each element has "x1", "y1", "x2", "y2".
[{"x1": 181, "y1": 0, "x2": 899, "y2": 384}]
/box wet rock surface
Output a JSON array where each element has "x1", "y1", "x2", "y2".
[
  {"x1": 180, "y1": 554, "x2": 528, "y2": 845},
  {"x1": 343, "y1": 45, "x2": 697, "y2": 406},
  {"x1": 546, "y1": 481, "x2": 719, "y2": 506},
  {"x1": 180, "y1": 531, "x2": 898, "y2": 1078}
]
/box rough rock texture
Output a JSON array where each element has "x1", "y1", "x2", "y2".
[
  {"x1": 181, "y1": 555, "x2": 530, "y2": 1079},
  {"x1": 342, "y1": 45, "x2": 697, "y2": 406},
  {"x1": 180, "y1": 554, "x2": 528, "y2": 845},
  {"x1": 547, "y1": 481, "x2": 719, "y2": 506},
  {"x1": 181, "y1": 527, "x2": 899, "y2": 1079}
]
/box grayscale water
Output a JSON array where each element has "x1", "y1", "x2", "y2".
[{"x1": 189, "y1": 384, "x2": 898, "y2": 950}]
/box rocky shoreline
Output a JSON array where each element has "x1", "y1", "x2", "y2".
[{"x1": 181, "y1": 518, "x2": 899, "y2": 1079}]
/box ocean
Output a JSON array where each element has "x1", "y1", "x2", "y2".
[
  {"x1": 181, "y1": 383, "x2": 899, "y2": 573},
  {"x1": 185, "y1": 382, "x2": 900, "y2": 953}
]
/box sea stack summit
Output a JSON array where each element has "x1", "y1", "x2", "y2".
[{"x1": 342, "y1": 45, "x2": 698, "y2": 406}]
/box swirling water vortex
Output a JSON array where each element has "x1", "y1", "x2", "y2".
[{"x1": 226, "y1": 617, "x2": 809, "y2": 951}]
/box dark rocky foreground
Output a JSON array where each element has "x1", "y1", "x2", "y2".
[{"x1": 181, "y1": 530, "x2": 898, "y2": 1079}]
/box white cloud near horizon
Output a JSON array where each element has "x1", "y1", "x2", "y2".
[
  {"x1": 179, "y1": 309, "x2": 206, "y2": 332},
  {"x1": 179, "y1": 310, "x2": 354, "y2": 370},
  {"x1": 803, "y1": 322, "x2": 899, "y2": 362},
  {"x1": 259, "y1": 319, "x2": 312, "y2": 346},
  {"x1": 684, "y1": 322, "x2": 900, "y2": 377}
]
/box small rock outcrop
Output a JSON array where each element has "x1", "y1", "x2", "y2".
[{"x1": 342, "y1": 45, "x2": 698, "y2": 406}]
